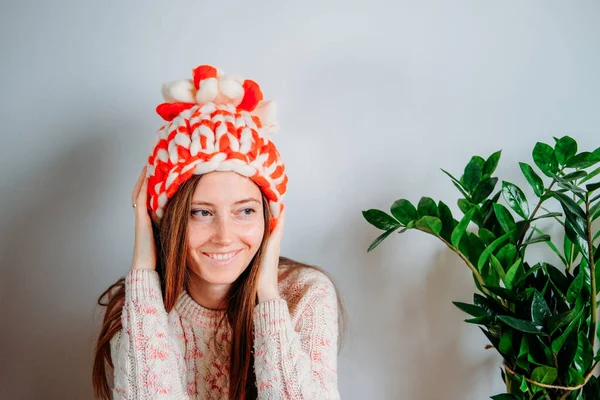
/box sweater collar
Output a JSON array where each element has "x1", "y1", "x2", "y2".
[{"x1": 175, "y1": 290, "x2": 228, "y2": 328}]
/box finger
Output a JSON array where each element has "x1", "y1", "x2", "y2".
[
  {"x1": 136, "y1": 171, "x2": 149, "y2": 207},
  {"x1": 271, "y1": 208, "x2": 286, "y2": 241},
  {"x1": 131, "y1": 166, "x2": 147, "y2": 204}
]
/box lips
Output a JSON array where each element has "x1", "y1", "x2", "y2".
[{"x1": 201, "y1": 249, "x2": 242, "y2": 265}]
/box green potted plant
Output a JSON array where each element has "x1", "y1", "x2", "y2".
[{"x1": 363, "y1": 136, "x2": 600, "y2": 399}]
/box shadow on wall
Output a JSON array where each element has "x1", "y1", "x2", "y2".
[
  {"x1": 397, "y1": 248, "x2": 502, "y2": 399},
  {"x1": 352, "y1": 225, "x2": 502, "y2": 399},
  {"x1": 0, "y1": 129, "x2": 120, "y2": 399}
]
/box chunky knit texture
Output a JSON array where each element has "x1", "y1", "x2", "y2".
[
  {"x1": 147, "y1": 65, "x2": 287, "y2": 233},
  {"x1": 109, "y1": 266, "x2": 340, "y2": 399}
]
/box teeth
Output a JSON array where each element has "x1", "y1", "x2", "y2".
[{"x1": 206, "y1": 251, "x2": 237, "y2": 260}]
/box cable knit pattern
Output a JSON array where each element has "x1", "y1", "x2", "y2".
[{"x1": 110, "y1": 266, "x2": 340, "y2": 399}]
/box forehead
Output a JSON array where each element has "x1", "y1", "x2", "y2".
[{"x1": 192, "y1": 171, "x2": 262, "y2": 204}]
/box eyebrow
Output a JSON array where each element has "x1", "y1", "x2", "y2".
[{"x1": 191, "y1": 197, "x2": 261, "y2": 207}]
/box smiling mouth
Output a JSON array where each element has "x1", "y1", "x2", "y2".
[{"x1": 202, "y1": 249, "x2": 242, "y2": 264}]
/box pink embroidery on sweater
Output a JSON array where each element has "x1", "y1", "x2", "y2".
[{"x1": 111, "y1": 267, "x2": 341, "y2": 399}]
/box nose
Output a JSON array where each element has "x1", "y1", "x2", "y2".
[{"x1": 212, "y1": 215, "x2": 234, "y2": 246}]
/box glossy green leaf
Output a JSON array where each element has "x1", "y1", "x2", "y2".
[
  {"x1": 573, "y1": 331, "x2": 593, "y2": 373},
  {"x1": 457, "y1": 198, "x2": 476, "y2": 214},
  {"x1": 587, "y1": 181, "x2": 600, "y2": 192},
  {"x1": 530, "y1": 212, "x2": 562, "y2": 222},
  {"x1": 531, "y1": 365, "x2": 558, "y2": 385},
  {"x1": 498, "y1": 315, "x2": 544, "y2": 334},
  {"x1": 483, "y1": 150, "x2": 502, "y2": 176},
  {"x1": 490, "y1": 395, "x2": 519, "y2": 400},
  {"x1": 477, "y1": 230, "x2": 514, "y2": 272},
  {"x1": 390, "y1": 199, "x2": 418, "y2": 225},
  {"x1": 417, "y1": 197, "x2": 438, "y2": 218},
  {"x1": 499, "y1": 329, "x2": 514, "y2": 356},
  {"x1": 533, "y1": 142, "x2": 558, "y2": 177},
  {"x1": 580, "y1": 165, "x2": 600, "y2": 184},
  {"x1": 555, "y1": 136, "x2": 577, "y2": 165},
  {"x1": 496, "y1": 244, "x2": 517, "y2": 270},
  {"x1": 519, "y1": 162, "x2": 545, "y2": 197},
  {"x1": 502, "y1": 181, "x2": 530, "y2": 219},
  {"x1": 489, "y1": 254, "x2": 506, "y2": 280},
  {"x1": 452, "y1": 301, "x2": 488, "y2": 318},
  {"x1": 415, "y1": 216, "x2": 442, "y2": 236},
  {"x1": 551, "y1": 308, "x2": 583, "y2": 353},
  {"x1": 521, "y1": 235, "x2": 551, "y2": 247},
  {"x1": 566, "y1": 151, "x2": 600, "y2": 169},
  {"x1": 437, "y1": 201, "x2": 455, "y2": 241},
  {"x1": 547, "y1": 309, "x2": 577, "y2": 336},
  {"x1": 566, "y1": 271, "x2": 584, "y2": 304},
  {"x1": 363, "y1": 209, "x2": 400, "y2": 230},
  {"x1": 560, "y1": 170, "x2": 587, "y2": 181},
  {"x1": 545, "y1": 263, "x2": 571, "y2": 295},
  {"x1": 451, "y1": 207, "x2": 477, "y2": 248},
  {"x1": 557, "y1": 325, "x2": 579, "y2": 371},
  {"x1": 565, "y1": 220, "x2": 589, "y2": 261},
  {"x1": 518, "y1": 376, "x2": 528, "y2": 392},
  {"x1": 531, "y1": 291, "x2": 551, "y2": 324},
  {"x1": 441, "y1": 168, "x2": 471, "y2": 199},
  {"x1": 367, "y1": 227, "x2": 397, "y2": 252},
  {"x1": 590, "y1": 201, "x2": 600, "y2": 222},
  {"x1": 472, "y1": 177, "x2": 498, "y2": 203},
  {"x1": 567, "y1": 366, "x2": 585, "y2": 386},
  {"x1": 550, "y1": 191, "x2": 586, "y2": 222},
  {"x1": 463, "y1": 156, "x2": 485, "y2": 192},
  {"x1": 493, "y1": 203, "x2": 516, "y2": 234},
  {"x1": 531, "y1": 227, "x2": 567, "y2": 265},
  {"x1": 504, "y1": 258, "x2": 524, "y2": 291},
  {"x1": 478, "y1": 228, "x2": 496, "y2": 246}
]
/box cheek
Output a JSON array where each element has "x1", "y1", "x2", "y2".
[
  {"x1": 186, "y1": 226, "x2": 211, "y2": 248},
  {"x1": 185, "y1": 220, "x2": 265, "y2": 248},
  {"x1": 240, "y1": 222, "x2": 265, "y2": 247}
]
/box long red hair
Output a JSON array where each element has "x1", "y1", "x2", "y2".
[{"x1": 92, "y1": 175, "x2": 346, "y2": 399}]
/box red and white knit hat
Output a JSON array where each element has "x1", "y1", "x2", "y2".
[{"x1": 146, "y1": 65, "x2": 288, "y2": 232}]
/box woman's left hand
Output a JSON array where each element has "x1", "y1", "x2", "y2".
[{"x1": 257, "y1": 207, "x2": 286, "y2": 302}]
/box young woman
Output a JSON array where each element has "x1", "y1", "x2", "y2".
[{"x1": 92, "y1": 65, "x2": 345, "y2": 399}]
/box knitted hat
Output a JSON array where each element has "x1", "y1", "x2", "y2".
[{"x1": 145, "y1": 65, "x2": 288, "y2": 232}]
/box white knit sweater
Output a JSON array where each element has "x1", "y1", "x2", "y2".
[{"x1": 109, "y1": 266, "x2": 340, "y2": 399}]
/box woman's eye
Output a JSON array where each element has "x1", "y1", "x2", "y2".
[
  {"x1": 241, "y1": 208, "x2": 255, "y2": 216},
  {"x1": 191, "y1": 209, "x2": 211, "y2": 217}
]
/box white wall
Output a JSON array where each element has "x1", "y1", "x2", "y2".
[{"x1": 1, "y1": 1, "x2": 599, "y2": 398}]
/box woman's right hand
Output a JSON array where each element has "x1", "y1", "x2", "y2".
[{"x1": 131, "y1": 166, "x2": 157, "y2": 271}]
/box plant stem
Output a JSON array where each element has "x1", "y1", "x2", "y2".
[
  {"x1": 567, "y1": 192, "x2": 577, "y2": 275},
  {"x1": 517, "y1": 180, "x2": 557, "y2": 250},
  {"x1": 558, "y1": 391, "x2": 570, "y2": 400},
  {"x1": 586, "y1": 193, "x2": 597, "y2": 348},
  {"x1": 439, "y1": 237, "x2": 495, "y2": 299},
  {"x1": 567, "y1": 241, "x2": 575, "y2": 275}
]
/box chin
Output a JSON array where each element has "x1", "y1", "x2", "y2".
[{"x1": 197, "y1": 268, "x2": 244, "y2": 285}]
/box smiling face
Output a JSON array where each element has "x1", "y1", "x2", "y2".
[{"x1": 186, "y1": 171, "x2": 266, "y2": 286}]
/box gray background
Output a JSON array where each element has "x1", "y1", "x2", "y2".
[{"x1": 1, "y1": 1, "x2": 599, "y2": 399}]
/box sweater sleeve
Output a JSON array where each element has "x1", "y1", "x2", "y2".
[
  {"x1": 109, "y1": 269, "x2": 190, "y2": 399},
  {"x1": 252, "y1": 278, "x2": 340, "y2": 399}
]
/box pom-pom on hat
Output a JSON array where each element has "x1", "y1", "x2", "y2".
[{"x1": 146, "y1": 65, "x2": 288, "y2": 232}]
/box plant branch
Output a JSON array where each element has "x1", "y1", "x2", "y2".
[
  {"x1": 517, "y1": 179, "x2": 557, "y2": 250},
  {"x1": 503, "y1": 360, "x2": 599, "y2": 391},
  {"x1": 568, "y1": 192, "x2": 578, "y2": 274},
  {"x1": 586, "y1": 193, "x2": 597, "y2": 348},
  {"x1": 438, "y1": 237, "x2": 495, "y2": 299}
]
